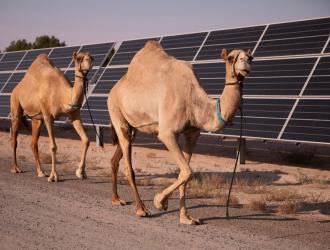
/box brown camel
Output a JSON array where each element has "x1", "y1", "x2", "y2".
[
  {"x1": 10, "y1": 52, "x2": 93, "y2": 182},
  {"x1": 107, "y1": 41, "x2": 253, "y2": 224}
]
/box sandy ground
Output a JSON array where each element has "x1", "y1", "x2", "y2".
[{"x1": 0, "y1": 130, "x2": 330, "y2": 249}]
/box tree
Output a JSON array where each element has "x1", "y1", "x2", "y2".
[
  {"x1": 5, "y1": 39, "x2": 32, "y2": 52},
  {"x1": 5, "y1": 35, "x2": 66, "y2": 52},
  {"x1": 32, "y1": 35, "x2": 66, "y2": 49}
]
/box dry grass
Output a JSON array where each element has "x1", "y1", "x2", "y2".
[
  {"x1": 234, "y1": 176, "x2": 268, "y2": 194},
  {"x1": 187, "y1": 173, "x2": 226, "y2": 198},
  {"x1": 296, "y1": 172, "x2": 313, "y2": 185},
  {"x1": 218, "y1": 194, "x2": 239, "y2": 206},
  {"x1": 277, "y1": 200, "x2": 301, "y2": 214},
  {"x1": 246, "y1": 199, "x2": 267, "y2": 211},
  {"x1": 305, "y1": 193, "x2": 327, "y2": 203},
  {"x1": 263, "y1": 189, "x2": 304, "y2": 202}
]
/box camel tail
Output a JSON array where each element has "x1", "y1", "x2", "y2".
[{"x1": 111, "y1": 124, "x2": 119, "y2": 145}]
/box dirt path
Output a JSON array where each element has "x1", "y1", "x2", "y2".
[{"x1": 1, "y1": 161, "x2": 329, "y2": 250}]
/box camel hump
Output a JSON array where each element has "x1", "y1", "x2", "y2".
[
  {"x1": 36, "y1": 54, "x2": 50, "y2": 61},
  {"x1": 144, "y1": 40, "x2": 164, "y2": 51},
  {"x1": 33, "y1": 54, "x2": 55, "y2": 68}
]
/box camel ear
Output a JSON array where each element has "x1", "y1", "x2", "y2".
[
  {"x1": 247, "y1": 49, "x2": 252, "y2": 56},
  {"x1": 221, "y1": 48, "x2": 228, "y2": 61},
  {"x1": 73, "y1": 51, "x2": 77, "y2": 60}
]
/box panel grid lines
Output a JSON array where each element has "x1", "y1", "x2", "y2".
[
  {"x1": 0, "y1": 50, "x2": 28, "y2": 93},
  {"x1": 277, "y1": 36, "x2": 330, "y2": 139},
  {"x1": 1, "y1": 17, "x2": 330, "y2": 144}
]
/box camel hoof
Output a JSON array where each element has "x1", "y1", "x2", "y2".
[
  {"x1": 136, "y1": 209, "x2": 151, "y2": 217},
  {"x1": 37, "y1": 171, "x2": 47, "y2": 177},
  {"x1": 112, "y1": 198, "x2": 126, "y2": 206},
  {"x1": 11, "y1": 165, "x2": 22, "y2": 174},
  {"x1": 47, "y1": 175, "x2": 58, "y2": 182},
  {"x1": 76, "y1": 169, "x2": 87, "y2": 180},
  {"x1": 180, "y1": 215, "x2": 201, "y2": 225},
  {"x1": 154, "y1": 193, "x2": 168, "y2": 211}
]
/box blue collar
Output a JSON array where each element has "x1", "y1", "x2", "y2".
[{"x1": 216, "y1": 98, "x2": 227, "y2": 125}]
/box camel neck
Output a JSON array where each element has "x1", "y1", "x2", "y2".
[
  {"x1": 70, "y1": 70, "x2": 86, "y2": 107},
  {"x1": 190, "y1": 79, "x2": 242, "y2": 132}
]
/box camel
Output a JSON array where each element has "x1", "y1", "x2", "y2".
[
  {"x1": 107, "y1": 41, "x2": 253, "y2": 224},
  {"x1": 10, "y1": 52, "x2": 93, "y2": 182}
]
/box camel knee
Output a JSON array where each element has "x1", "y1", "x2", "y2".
[
  {"x1": 50, "y1": 144, "x2": 57, "y2": 153},
  {"x1": 82, "y1": 137, "x2": 90, "y2": 147},
  {"x1": 179, "y1": 169, "x2": 193, "y2": 182}
]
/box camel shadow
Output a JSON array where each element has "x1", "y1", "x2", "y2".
[{"x1": 299, "y1": 201, "x2": 330, "y2": 216}]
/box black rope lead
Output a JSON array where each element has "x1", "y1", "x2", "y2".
[
  {"x1": 82, "y1": 77, "x2": 104, "y2": 148},
  {"x1": 226, "y1": 87, "x2": 244, "y2": 218}
]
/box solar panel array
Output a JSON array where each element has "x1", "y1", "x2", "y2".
[
  {"x1": 1, "y1": 17, "x2": 330, "y2": 145},
  {"x1": 0, "y1": 42, "x2": 115, "y2": 119}
]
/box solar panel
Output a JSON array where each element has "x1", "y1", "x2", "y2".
[
  {"x1": 109, "y1": 38, "x2": 160, "y2": 65},
  {"x1": 1, "y1": 17, "x2": 329, "y2": 146},
  {"x1": 0, "y1": 51, "x2": 26, "y2": 71},
  {"x1": 0, "y1": 73, "x2": 12, "y2": 92},
  {"x1": 254, "y1": 17, "x2": 330, "y2": 57},
  {"x1": 1, "y1": 72, "x2": 25, "y2": 93},
  {"x1": 281, "y1": 99, "x2": 330, "y2": 143},
  {"x1": 80, "y1": 96, "x2": 109, "y2": 125},
  {"x1": 193, "y1": 62, "x2": 225, "y2": 95},
  {"x1": 220, "y1": 98, "x2": 295, "y2": 139},
  {"x1": 64, "y1": 68, "x2": 97, "y2": 84},
  {"x1": 160, "y1": 32, "x2": 207, "y2": 61},
  {"x1": 92, "y1": 67, "x2": 127, "y2": 94},
  {"x1": 48, "y1": 45, "x2": 81, "y2": 69},
  {"x1": 79, "y1": 42, "x2": 114, "y2": 66},
  {"x1": 16, "y1": 48, "x2": 52, "y2": 70},
  {"x1": 195, "y1": 26, "x2": 265, "y2": 61},
  {"x1": 303, "y1": 56, "x2": 330, "y2": 96},
  {"x1": 0, "y1": 95, "x2": 10, "y2": 118},
  {"x1": 0, "y1": 53, "x2": 4, "y2": 62}
]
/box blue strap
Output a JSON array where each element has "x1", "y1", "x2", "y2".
[{"x1": 216, "y1": 98, "x2": 227, "y2": 125}]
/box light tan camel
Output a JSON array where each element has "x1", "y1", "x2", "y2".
[
  {"x1": 107, "y1": 41, "x2": 253, "y2": 224},
  {"x1": 10, "y1": 52, "x2": 93, "y2": 182}
]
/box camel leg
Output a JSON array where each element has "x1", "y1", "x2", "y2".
[
  {"x1": 111, "y1": 145, "x2": 126, "y2": 205},
  {"x1": 10, "y1": 95, "x2": 23, "y2": 174},
  {"x1": 179, "y1": 129, "x2": 200, "y2": 225},
  {"x1": 113, "y1": 121, "x2": 149, "y2": 217},
  {"x1": 31, "y1": 119, "x2": 47, "y2": 177},
  {"x1": 71, "y1": 118, "x2": 89, "y2": 179},
  {"x1": 43, "y1": 116, "x2": 58, "y2": 182},
  {"x1": 154, "y1": 131, "x2": 197, "y2": 224},
  {"x1": 111, "y1": 130, "x2": 136, "y2": 206},
  {"x1": 10, "y1": 116, "x2": 22, "y2": 174}
]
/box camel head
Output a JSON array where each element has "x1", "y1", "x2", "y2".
[
  {"x1": 73, "y1": 52, "x2": 93, "y2": 76},
  {"x1": 221, "y1": 48, "x2": 253, "y2": 81}
]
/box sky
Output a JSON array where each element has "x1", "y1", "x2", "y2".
[{"x1": 0, "y1": 0, "x2": 329, "y2": 51}]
